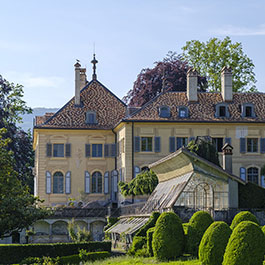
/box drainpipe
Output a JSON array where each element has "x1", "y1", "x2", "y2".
[
  {"x1": 132, "y1": 122, "x2": 135, "y2": 204},
  {"x1": 112, "y1": 129, "x2": 117, "y2": 170}
]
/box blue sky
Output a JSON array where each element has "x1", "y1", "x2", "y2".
[{"x1": 1, "y1": 0, "x2": 265, "y2": 108}]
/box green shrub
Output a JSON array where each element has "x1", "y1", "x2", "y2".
[
  {"x1": 78, "y1": 250, "x2": 110, "y2": 262},
  {"x1": 0, "y1": 241, "x2": 111, "y2": 264},
  {"x1": 104, "y1": 217, "x2": 118, "y2": 231},
  {"x1": 128, "y1": 236, "x2": 147, "y2": 256},
  {"x1": 189, "y1": 211, "x2": 213, "y2": 238},
  {"x1": 239, "y1": 182, "x2": 265, "y2": 208},
  {"x1": 135, "y1": 212, "x2": 160, "y2": 237},
  {"x1": 262, "y1": 225, "x2": 265, "y2": 236},
  {"x1": 198, "y1": 221, "x2": 231, "y2": 265},
  {"x1": 58, "y1": 254, "x2": 81, "y2": 265},
  {"x1": 146, "y1": 227, "x2": 155, "y2": 257},
  {"x1": 223, "y1": 221, "x2": 265, "y2": 265},
  {"x1": 230, "y1": 211, "x2": 259, "y2": 230},
  {"x1": 183, "y1": 222, "x2": 201, "y2": 256},
  {"x1": 20, "y1": 256, "x2": 59, "y2": 265},
  {"x1": 152, "y1": 212, "x2": 184, "y2": 260}
]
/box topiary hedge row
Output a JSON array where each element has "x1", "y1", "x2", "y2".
[
  {"x1": 135, "y1": 212, "x2": 160, "y2": 237},
  {"x1": 230, "y1": 211, "x2": 259, "y2": 230},
  {"x1": 146, "y1": 227, "x2": 155, "y2": 257},
  {"x1": 0, "y1": 241, "x2": 111, "y2": 264},
  {"x1": 128, "y1": 236, "x2": 147, "y2": 256},
  {"x1": 152, "y1": 212, "x2": 184, "y2": 261},
  {"x1": 223, "y1": 221, "x2": 265, "y2": 265},
  {"x1": 199, "y1": 221, "x2": 231, "y2": 265},
  {"x1": 183, "y1": 222, "x2": 201, "y2": 256}
]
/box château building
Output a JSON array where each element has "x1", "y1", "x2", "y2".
[{"x1": 33, "y1": 56, "x2": 265, "y2": 210}]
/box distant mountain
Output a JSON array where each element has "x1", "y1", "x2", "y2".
[{"x1": 19, "y1": 108, "x2": 59, "y2": 132}]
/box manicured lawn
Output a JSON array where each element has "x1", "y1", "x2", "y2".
[{"x1": 85, "y1": 256, "x2": 201, "y2": 265}]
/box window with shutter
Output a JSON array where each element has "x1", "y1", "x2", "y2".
[
  {"x1": 111, "y1": 170, "x2": 118, "y2": 193},
  {"x1": 65, "y1": 144, "x2": 71, "y2": 157},
  {"x1": 53, "y1": 171, "x2": 64, "y2": 193},
  {"x1": 92, "y1": 144, "x2": 103, "y2": 157},
  {"x1": 65, "y1": 171, "x2": 71, "y2": 194},
  {"x1": 169, "y1": 137, "x2": 176, "y2": 152},
  {"x1": 104, "y1": 144, "x2": 109, "y2": 157},
  {"x1": 159, "y1": 106, "x2": 170, "y2": 118},
  {"x1": 46, "y1": 171, "x2": 51, "y2": 194},
  {"x1": 111, "y1": 144, "x2": 117, "y2": 157},
  {"x1": 92, "y1": 171, "x2": 102, "y2": 193},
  {"x1": 177, "y1": 137, "x2": 188, "y2": 149},
  {"x1": 240, "y1": 138, "x2": 246, "y2": 153},
  {"x1": 212, "y1": 137, "x2": 224, "y2": 152},
  {"x1": 134, "y1": 136, "x2": 140, "y2": 152},
  {"x1": 46, "y1": 143, "x2": 52, "y2": 157},
  {"x1": 85, "y1": 111, "x2": 97, "y2": 124},
  {"x1": 104, "y1": 171, "x2": 109, "y2": 194},
  {"x1": 141, "y1": 137, "x2": 152, "y2": 152},
  {"x1": 154, "y1": 137, "x2": 161, "y2": 153},
  {"x1": 260, "y1": 138, "x2": 265, "y2": 153},
  {"x1": 225, "y1": 137, "x2": 231, "y2": 145},
  {"x1": 247, "y1": 167, "x2": 259, "y2": 184},
  {"x1": 240, "y1": 167, "x2": 246, "y2": 181},
  {"x1": 85, "y1": 171, "x2": 90, "y2": 193},
  {"x1": 85, "y1": 144, "x2": 90, "y2": 157},
  {"x1": 53, "y1": 144, "x2": 64, "y2": 157},
  {"x1": 247, "y1": 138, "x2": 258, "y2": 153}
]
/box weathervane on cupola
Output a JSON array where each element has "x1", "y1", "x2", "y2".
[{"x1": 91, "y1": 53, "x2": 98, "y2": 80}]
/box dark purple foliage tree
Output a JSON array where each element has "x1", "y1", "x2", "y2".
[{"x1": 123, "y1": 52, "x2": 207, "y2": 107}]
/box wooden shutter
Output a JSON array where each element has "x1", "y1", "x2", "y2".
[
  {"x1": 65, "y1": 143, "x2": 71, "y2": 157},
  {"x1": 85, "y1": 171, "x2": 90, "y2": 193},
  {"x1": 134, "y1": 136, "x2": 140, "y2": 152},
  {"x1": 169, "y1": 137, "x2": 176, "y2": 153},
  {"x1": 46, "y1": 171, "x2": 51, "y2": 194},
  {"x1": 240, "y1": 138, "x2": 246, "y2": 153},
  {"x1": 111, "y1": 144, "x2": 117, "y2": 157},
  {"x1": 112, "y1": 170, "x2": 118, "y2": 193},
  {"x1": 225, "y1": 137, "x2": 231, "y2": 145},
  {"x1": 104, "y1": 144, "x2": 109, "y2": 157},
  {"x1": 176, "y1": 137, "x2": 182, "y2": 149},
  {"x1": 85, "y1": 144, "x2": 90, "y2": 157},
  {"x1": 240, "y1": 167, "x2": 246, "y2": 181},
  {"x1": 104, "y1": 171, "x2": 109, "y2": 194},
  {"x1": 65, "y1": 171, "x2": 71, "y2": 194},
  {"x1": 260, "y1": 138, "x2": 265, "y2": 153},
  {"x1": 154, "y1": 137, "x2": 161, "y2": 153},
  {"x1": 46, "y1": 143, "x2": 52, "y2": 157}
]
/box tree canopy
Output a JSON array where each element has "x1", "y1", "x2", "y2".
[
  {"x1": 0, "y1": 129, "x2": 50, "y2": 238},
  {"x1": 0, "y1": 75, "x2": 34, "y2": 192},
  {"x1": 123, "y1": 52, "x2": 207, "y2": 107},
  {"x1": 119, "y1": 169, "x2": 158, "y2": 197},
  {"x1": 182, "y1": 36, "x2": 257, "y2": 92}
]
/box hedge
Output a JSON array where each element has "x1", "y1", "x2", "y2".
[
  {"x1": 223, "y1": 221, "x2": 265, "y2": 265},
  {"x1": 0, "y1": 241, "x2": 111, "y2": 264},
  {"x1": 239, "y1": 182, "x2": 265, "y2": 208},
  {"x1": 230, "y1": 211, "x2": 259, "y2": 230},
  {"x1": 128, "y1": 236, "x2": 147, "y2": 256},
  {"x1": 135, "y1": 212, "x2": 160, "y2": 237},
  {"x1": 189, "y1": 211, "x2": 213, "y2": 238},
  {"x1": 147, "y1": 227, "x2": 155, "y2": 257},
  {"x1": 20, "y1": 251, "x2": 111, "y2": 265},
  {"x1": 198, "y1": 221, "x2": 231, "y2": 265},
  {"x1": 183, "y1": 223, "x2": 201, "y2": 256},
  {"x1": 152, "y1": 212, "x2": 184, "y2": 260}
]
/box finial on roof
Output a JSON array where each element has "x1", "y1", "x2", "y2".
[
  {"x1": 91, "y1": 54, "x2": 98, "y2": 80},
  {"x1": 74, "y1": 59, "x2": 81, "y2": 68}
]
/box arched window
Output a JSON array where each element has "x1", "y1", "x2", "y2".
[
  {"x1": 215, "y1": 103, "x2": 230, "y2": 118},
  {"x1": 242, "y1": 103, "x2": 255, "y2": 118},
  {"x1": 92, "y1": 171, "x2": 102, "y2": 193},
  {"x1": 159, "y1": 106, "x2": 170, "y2": 118},
  {"x1": 53, "y1": 171, "x2": 64, "y2": 194},
  {"x1": 247, "y1": 167, "x2": 259, "y2": 184}
]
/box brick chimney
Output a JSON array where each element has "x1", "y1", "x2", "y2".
[
  {"x1": 221, "y1": 66, "x2": 233, "y2": 102},
  {"x1": 222, "y1": 143, "x2": 233, "y2": 174},
  {"x1": 187, "y1": 68, "x2": 198, "y2": 102},
  {"x1": 74, "y1": 61, "x2": 87, "y2": 106}
]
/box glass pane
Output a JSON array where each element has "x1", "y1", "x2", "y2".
[{"x1": 53, "y1": 144, "x2": 64, "y2": 157}]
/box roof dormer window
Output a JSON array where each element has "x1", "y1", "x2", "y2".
[
  {"x1": 85, "y1": 111, "x2": 97, "y2": 124},
  {"x1": 178, "y1": 106, "x2": 188, "y2": 118},
  {"x1": 242, "y1": 103, "x2": 255, "y2": 118},
  {"x1": 159, "y1": 106, "x2": 170, "y2": 118},
  {"x1": 215, "y1": 103, "x2": 229, "y2": 118}
]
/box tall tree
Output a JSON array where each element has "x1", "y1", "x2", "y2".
[
  {"x1": 182, "y1": 37, "x2": 257, "y2": 92},
  {"x1": 123, "y1": 52, "x2": 207, "y2": 107},
  {"x1": 0, "y1": 75, "x2": 34, "y2": 192},
  {"x1": 0, "y1": 129, "x2": 50, "y2": 238}
]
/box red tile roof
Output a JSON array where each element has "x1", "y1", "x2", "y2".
[
  {"x1": 125, "y1": 91, "x2": 265, "y2": 123},
  {"x1": 35, "y1": 80, "x2": 126, "y2": 129}
]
